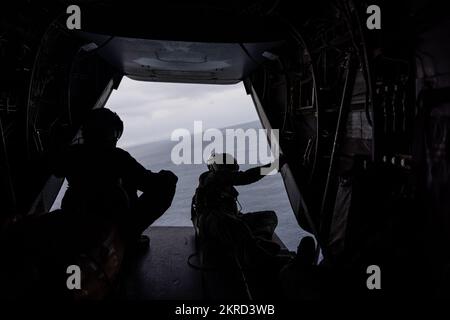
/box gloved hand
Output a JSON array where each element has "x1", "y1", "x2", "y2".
[{"x1": 270, "y1": 153, "x2": 287, "y2": 171}]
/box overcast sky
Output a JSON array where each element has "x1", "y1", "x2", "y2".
[{"x1": 106, "y1": 77, "x2": 259, "y2": 148}]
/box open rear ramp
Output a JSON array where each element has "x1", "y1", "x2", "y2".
[{"x1": 117, "y1": 226, "x2": 290, "y2": 300}]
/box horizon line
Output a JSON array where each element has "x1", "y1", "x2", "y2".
[{"x1": 120, "y1": 118, "x2": 263, "y2": 150}]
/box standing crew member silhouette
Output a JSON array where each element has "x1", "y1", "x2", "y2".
[{"x1": 52, "y1": 108, "x2": 178, "y2": 250}]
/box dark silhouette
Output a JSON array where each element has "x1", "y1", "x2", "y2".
[
  {"x1": 279, "y1": 236, "x2": 320, "y2": 300},
  {"x1": 1, "y1": 108, "x2": 178, "y2": 299},
  {"x1": 52, "y1": 108, "x2": 178, "y2": 249},
  {"x1": 192, "y1": 153, "x2": 284, "y2": 262}
]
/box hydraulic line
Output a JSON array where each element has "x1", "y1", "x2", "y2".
[
  {"x1": 319, "y1": 52, "x2": 357, "y2": 240},
  {"x1": 341, "y1": 0, "x2": 374, "y2": 128},
  {"x1": 26, "y1": 13, "x2": 65, "y2": 160}
]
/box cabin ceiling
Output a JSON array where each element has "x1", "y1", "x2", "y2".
[{"x1": 76, "y1": 31, "x2": 284, "y2": 84}]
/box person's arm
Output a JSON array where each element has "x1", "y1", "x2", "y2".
[
  {"x1": 231, "y1": 163, "x2": 273, "y2": 186},
  {"x1": 231, "y1": 154, "x2": 287, "y2": 186},
  {"x1": 119, "y1": 149, "x2": 177, "y2": 192}
]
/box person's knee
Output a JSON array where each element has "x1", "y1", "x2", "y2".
[
  {"x1": 159, "y1": 170, "x2": 178, "y2": 204},
  {"x1": 139, "y1": 177, "x2": 177, "y2": 209},
  {"x1": 160, "y1": 183, "x2": 176, "y2": 209}
]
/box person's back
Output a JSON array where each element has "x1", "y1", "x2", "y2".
[
  {"x1": 195, "y1": 170, "x2": 240, "y2": 216},
  {"x1": 55, "y1": 144, "x2": 130, "y2": 218},
  {"x1": 195, "y1": 153, "x2": 275, "y2": 217}
]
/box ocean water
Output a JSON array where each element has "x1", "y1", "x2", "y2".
[{"x1": 52, "y1": 121, "x2": 309, "y2": 251}]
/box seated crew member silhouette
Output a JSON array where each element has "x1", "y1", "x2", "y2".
[
  {"x1": 192, "y1": 152, "x2": 285, "y2": 264},
  {"x1": 52, "y1": 108, "x2": 178, "y2": 251}
]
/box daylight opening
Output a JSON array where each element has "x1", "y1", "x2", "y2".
[{"x1": 53, "y1": 77, "x2": 308, "y2": 251}]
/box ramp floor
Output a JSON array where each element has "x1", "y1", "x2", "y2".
[{"x1": 117, "y1": 226, "x2": 289, "y2": 300}]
